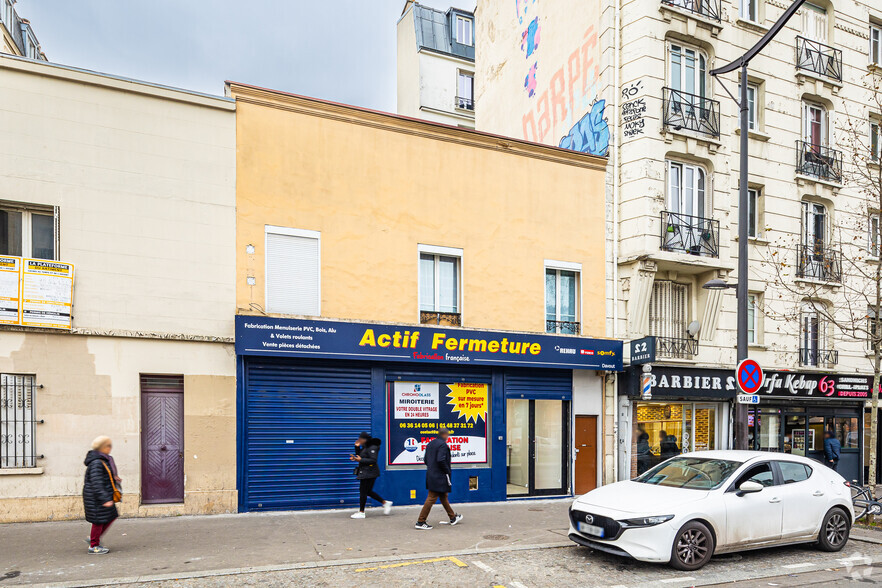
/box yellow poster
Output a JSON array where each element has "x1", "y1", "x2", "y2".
[
  {"x1": 446, "y1": 383, "x2": 488, "y2": 423},
  {"x1": 20, "y1": 259, "x2": 74, "y2": 330},
  {"x1": 0, "y1": 256, "x2": 21, "y2": 325}
]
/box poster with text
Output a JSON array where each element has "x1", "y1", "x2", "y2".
[
  {"x1": 0, "y1": 257, "x2": 21, "y2": 325},
  {"x1": 20, "y1": 259, "x2": 74, "y2": 329},
  {"x1": 389, "y1": 381, "x2": 489, "y2": 466}
]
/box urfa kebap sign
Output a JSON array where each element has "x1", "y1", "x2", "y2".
[{"x1": 389, "y1": 381, "x2": 489, "y2": 466}]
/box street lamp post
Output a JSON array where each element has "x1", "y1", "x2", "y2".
[{"x1": 708, "y1": 0, "x2": 807, "y2": 450}]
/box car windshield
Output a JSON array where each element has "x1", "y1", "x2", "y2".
[{"x1": 635, "y1": 457, "x2": 742, "y2": 490}]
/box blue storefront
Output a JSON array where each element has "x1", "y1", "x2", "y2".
[{"x1": 235, "y1": 316, "x2": 622, "y2": 512}]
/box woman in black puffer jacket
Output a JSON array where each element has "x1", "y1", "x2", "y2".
[
  {"x1": 349, "y1": 431, "x2": 392, "y2": 519},
  {"x1": 83, "y1": 436, "x2": 119, "y2": 554}
]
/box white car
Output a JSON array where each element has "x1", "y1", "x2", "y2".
[{"x1": 568, "y1": 450, "x2": 853, "y2": 570}]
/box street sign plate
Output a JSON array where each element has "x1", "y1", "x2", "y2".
[
  {"x1": 630, "y1": 336, "x2": 656, "y2": 365},
  {"x1": 736, "y1": 394, "x2": 760, "y2": 405},
  {"x1": 736, "y1": 359, "x2": 764, "y2": 394}
]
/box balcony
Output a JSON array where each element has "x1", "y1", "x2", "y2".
[
  {"x1": 799, "y1": 347, "x2": 838, "y2": 368},
  {"x1": 546, "y1": 320, "x2": 580, "y2": 335},
  {"x1": 656, "y1": 337, "x2": 699, "y2": 359},
  {"x1": 660, "y1": 211, "x2": 720, "y2": 258},
  {"x1": 662, "y1": 88, "x2": 720, "y2": 138},
  {"x1": 456, "y1": 96, "x2": 475, "y2": 112},
  {"x1": 660, "y1": 0, "x2": 721, "y2": 22},
  {"x1": 420, "y1": 311, "x2": 462, "y2": 327},
  {"x1": 796, "y1": 36, "x2": 842, "y2": 82},
  {"x1": 796, "y1": 141, "x2": 842, "y2": 183},
  {"x1": 796, "y1": 245, "x2": 842, "y2": 283}
]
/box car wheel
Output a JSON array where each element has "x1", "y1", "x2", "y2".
[
  {"x1": 817, "y1": 507, "x2": 850, "y2": 552},
  {"x1": 670, "y1": 521, "x2": 714, "y2": 571}
]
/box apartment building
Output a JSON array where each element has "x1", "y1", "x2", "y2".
[
  {"x1": 397, "y1": 1, "x2": 477, "y2": 127},
  {"x1": 0, "y1": 56, "x2": 236, "y2": 522},
  {"x1": 0, "y1": 0, "x2": 45, "y2": 60},
  {"x1": 476, "y1": 0, "x2": 882, "y2": 484}
]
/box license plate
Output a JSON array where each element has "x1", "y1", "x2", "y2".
[{"x1": 578, "y1": 521, "x2": 605, "y2": 537}]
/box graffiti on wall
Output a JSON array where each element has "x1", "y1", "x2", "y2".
[
  {"x1": 521, "y1": 17, "x2": 541, "y2": 57},
  {"x1": 524, "y1": 62, "x2": 539, "y2": 97},
  {"x1": 558, "y1": 99, "x2": 609, "y2": 156},
  {"x1": 516, "y1": 0, "x2": 538, "y2": 24},
  {"x1": 621, "y1": 81, "x2": 646, "y2": 139},
  {"x1": 520, "y1": 2, "x2": 543, "y2": 98}
]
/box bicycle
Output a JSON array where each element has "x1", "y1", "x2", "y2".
[{"x1": 848, "y1": 481, "x2": 882, "y2": 521}]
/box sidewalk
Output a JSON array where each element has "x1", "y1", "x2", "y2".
[{"x1": 0, "y1": 499, "x2": 572, "y2": 586}]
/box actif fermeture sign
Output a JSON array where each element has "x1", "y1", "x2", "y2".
[{"x1": 235, "y1": 316, "x2": 623, "y2": 371}]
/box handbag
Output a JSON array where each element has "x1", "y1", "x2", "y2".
[{"x1": 101, "y1": 462, "x2": 122, "y2": 503}]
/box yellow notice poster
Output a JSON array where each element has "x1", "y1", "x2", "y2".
[
  {"x1": 0, "y1": 256, "x2": 21, "y2": 325},
  {"x1": 20, "y1": 259, "x2": 74, "y2": 329}
]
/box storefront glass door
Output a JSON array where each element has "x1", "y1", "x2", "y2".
[
  {"x1": 632, "y1": 402, "x2": 723, "y2": 477},
  {"x1": 506, "y1": 398, "x2": 569, "y2": 496}
]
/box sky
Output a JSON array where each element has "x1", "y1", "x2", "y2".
[{"x1": 14, "y1": 0, "x2": 476, "y2": 112}]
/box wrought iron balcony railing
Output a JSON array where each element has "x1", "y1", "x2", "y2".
[
  {"x1": 662, "y1": 88, "x2": 721, "y2": 138},
  {"x1": 796, "y1": 141, "x2": 842, "y2": 183},
  {"x1": 799, "y1": 347, "x2": 838, "y2": 368},
  {"x1": 660, "y1": 211, "x2": 720, "y2": 258},
  {"x1": 656, "y1": 336, "x2": 699, "y2": 359},
  {"x1": 796, "y1": 244, "x2": 842, "y2": 283},
  {"x1": 420, "y1": 311, "x2": 462, "y2": 326},
  {"x1": 660, "y1": 0, "x2": 721, "y2": 22},
  {"x1": 546, "y1": 320, "x2": 580, "y2": 335},
  {"x1": 796, "y1": 36, "x2": 843, "y2": 82},
  {"x1": 456, "y1": 96, "x2": 475, "y2": 111}
]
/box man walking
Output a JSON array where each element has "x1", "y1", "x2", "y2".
[
  {"x1": 824, "y1": 429, "x2": 841, "y2": 472},
  {"x1": 415, "y1": 428, "x2": 463, "y2": 530}
]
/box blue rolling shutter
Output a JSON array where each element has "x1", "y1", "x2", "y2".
[
  {"x1": 243, "y1": 360, "x2": 372, "y2": 511},
  {"x1": 504, "y1": 369, "x2": 573, "y2": 400}
]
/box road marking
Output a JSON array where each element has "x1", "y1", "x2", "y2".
[
  {"x1": 473, "y1": 561, "x2": 497, "y2": 574},
  {"x1": 782, "y1": 562, "x2": 815, "y2": 569},
  {"x1": 510, "y1": 582, "x2": 529, "y2": 588},
  {"x1": 356, "y1": 556, "x2": 467, "y2": 572},
  {"x1": 659, "y1": 577, "x2": 695, "y2": 584}
]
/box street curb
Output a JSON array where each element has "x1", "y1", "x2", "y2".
[
  {"x1": 851, "y1": 533, "x2": 882, "y2": 545},
  {"x1": 34, "y1": 541, "x2": 575, "y2": 587}
]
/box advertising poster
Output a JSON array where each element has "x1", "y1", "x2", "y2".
[
  {"x1": 389, "y1": 381, "x2": 489, "y2": 466},
  {"x1": 20, "y1": 259, "x2": 74, "y2": 329},
  {"x1": 0, "y1": 257, "x2": 21, "y2": 325}
]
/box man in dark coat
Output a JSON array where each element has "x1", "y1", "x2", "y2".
[
  {"x1": 415, "y1": 428, "x2": 462, "y2": 530},
  {"x1": 824, "y1": 430, "x2": 842, "y2": 471},
  {"x1": 83, "y1": 436, "x2": 119, "y2": 554},
  {"x1": 350, "y1": 432, "x2": 392, "y2": 519}
]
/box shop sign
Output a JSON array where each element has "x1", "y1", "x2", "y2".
[
  {"x1": 630, "y1": 336, "x2": 656, "y2": 365},
  {"x1": 757, "y1": 371, "x2": 872, "y2": 399},
  {"x1": 235, "y1": 316, "x2": 623, "y2": 371},
  {"x1": 388, "y1": 381, "x2": 488, "y2": 466},
  {"x1": 626, "y1": 367, "x2": 737, "y2": 399}
]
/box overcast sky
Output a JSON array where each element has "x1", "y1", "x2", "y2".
[{"x1": 15, "y1": 0, "x2": 476, "y2": 111}]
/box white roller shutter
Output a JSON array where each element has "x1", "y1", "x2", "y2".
[{"x1": 265, "y1": 227, "x2": 320, "y2": 316}]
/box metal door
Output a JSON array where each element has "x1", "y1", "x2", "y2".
[{"x1": 141, "y1": 375, "x2": 185, "y2": 504}]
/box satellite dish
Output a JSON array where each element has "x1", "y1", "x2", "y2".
[{"x1": 687, "y1": 320, "x2": 701, "y2": 338}]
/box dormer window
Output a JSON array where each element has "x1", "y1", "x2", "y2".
[{"x1": 455, "y1": 15, "x2": 473, "y2": 46}]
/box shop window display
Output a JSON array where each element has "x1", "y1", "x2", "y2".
[{"x1": 631, "y1": 403, "x2": 718, "y2": 476}]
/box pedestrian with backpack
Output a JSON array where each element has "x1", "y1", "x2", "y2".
[{"x1": 415, "y1": 427, "x2": 463, "y2": 530}]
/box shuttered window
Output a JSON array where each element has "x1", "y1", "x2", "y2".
[
  {"x1": 649, "y1": 281, "x2": 688, "y2": 339},
  {"x1": 265, "y1": 226, "x2": 320, "y2": 316}
]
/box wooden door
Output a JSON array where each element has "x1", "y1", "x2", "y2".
[
  {"x1": 574, "y1": 415, "x2": 597, "y2": 494},
  {"x1": 141, "y1": 375, "x2": 184, "y2": 504}
]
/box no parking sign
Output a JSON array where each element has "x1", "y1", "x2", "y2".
[{"x1": 736, "y1": 359, "x2": 764, "y2": 394}]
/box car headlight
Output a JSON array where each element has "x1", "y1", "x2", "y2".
[{"x1": 620, "y1": 514, "x2": 675, "y2": 528}]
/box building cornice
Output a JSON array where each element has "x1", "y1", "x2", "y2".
[
  {"x1": 0, "y1": 324, "x2": 233, "y2": 343},
  {"x1": 227, "y1": 82, "x2": 608, "y2": 172}
]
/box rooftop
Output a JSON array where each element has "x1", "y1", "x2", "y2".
[
  {"x1": 0, "y1": 0, "x2": 46, "y2": 61},
  {"x1": 407, "y1": 2, "x2": 474, "y2": 62}
]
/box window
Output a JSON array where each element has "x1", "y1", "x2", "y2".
[
  {"x1": 649, "y1": 280, "x2": 688, "y2": 342},
  {"x1": 0, "y1": 374, "x2": 38, "y2": 469},
  {"x1": 264, "y1": 226, "x2": 320, "y2": 316},
  {"x1": 419, "y1": 246, "x2": 461, "y2": 320},
  {"x1": 637, "y1": 457, "x2": 741, "y2": 490},
  {"x1": 667, "y1": 161, "x2": 706, "y2": 219},
  {"x1": 870, "y1": 214, "x2": 880, "y2": 257},
  {"x1": 872, "y1": 24, "x2": 882, "y2": 65},
  {"x1": 801, "y1": 2, "x2": 828, "y2": 43},
  {"x1": 833, "y1": 417, "x2": 859, "y2": 449},
  {"x1": 734, "y1": 462, "x2": 775, "y2": 488},
  {"x1": 747, "y1": 188, "x2": 760, "y2": 238},
  {"x1": 802, "y1": 201, "x2": 826, "y2": 250},
  {"x1": 746, "y1": 84, "x2": 758, "y2": 130},
  {"x1": 545, "y1": 263, "x2": 580, "y2": 334},
  {"x1": 747, "y1": 294, "x2": 757, "y2": 344},
  {"x1": 803, "y1": 103, "x2": 827, "y2": 149},
  {"x1": 669, "y1": 44, "x2": 707, "y2": 100},
  {"x1": 776, "y1": 461, "x2": 811, "y2": 484},
  {"x1": 871, "y1": 121, "x2": 881, "y2": 161},
  {"x1": 455, "y1": 15, "x2": 473, "y2": 46},
  {"x1": 800, "y1": 302, "x2": 830, "y2": 366},
  {"x1": 457, "y1": 72, "x2": 474, "y2": 110},
  {"x1": 740, "y1": 0, "x2": 758, "y2": 22},
  {"x1": 0, "y1": 203, "x2": 56, "y2": 260}
]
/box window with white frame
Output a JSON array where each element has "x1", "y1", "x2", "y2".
[
  {"x1": 800, "y1": 302, "x2": 830, "y2": 366},
  {"x1": 264, "y1": 226, "x2": 320, "y2": 316},
  {"x1": 801, "y1": 2, "x2": 828, "y2": 44},
  {"x1": 0, "y1": 374, "x2": 38, "y2": 469},
  {"x1": 748, "y1": 188, "x2": 760, "y2": 238},
  {"x1": 871, "y1": 24, "x2": 881, "y2": 65},
  {"x1": 419, "y1": 246, "x2": 461, "y2": 320},
  {"x1": 545, "y1": 262, "x2": 580, "y2": 334},
  {"x1": 746, "y1": 83, "x2": 758, "y2": 130},
  {"x1": 455, "y1": 15, "x2": 473, "y2": 46},
  {"x1": 803, "y1": 102, "x2": 827, "y2": 149},
  {"x1": 667, "y1": 161, "x2": 706, "y2": 218},
  {"x1": 740, "y1": 0, "x2": 758, "y2": 22},
  {"x1": 457, "y1": 71, "x2": 474, "y2": 110},
  {"x1": 871, "y1": 121, "x2": 881, "y2": 161},
  {"x1": 870, "y1": 213, "x2": 880, "y2": 257},
  {"x1": 0, "y1": 203, "x2": 56, "y2": 260},
  {"x1": 747, "y1": 293, "x2": 758, "y2": 344},
  {"x1": 669, "y1": 44, "x2": 707, "y2": 100}
]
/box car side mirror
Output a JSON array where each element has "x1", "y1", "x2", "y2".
[{"x1": 736, "y1": 481, "x2": 763, "y2": 496}]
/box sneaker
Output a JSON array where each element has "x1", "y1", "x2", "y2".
[
  {"x1": 383, "y1": 501, "x2": 393, "y2": 515},
  {"x1": 414, "y1": 521, "x2": 433, "y2": 530},
  {"x1": 449, "y1": 513, "x2": 463, "y2": 526},
  {"x1": 88, "y1": 546, "x2": 109, "y2": 555},
  {"x1": 350, "y1": 511, "x2": 366, "y2": 519}
]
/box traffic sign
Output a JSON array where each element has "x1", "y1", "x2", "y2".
[
  {"x1": 736, "y1": 359, "x2": 764, "y2": 394},
  {"x1": 736, "y1": 394, "x2": 760, "y2": 405}
]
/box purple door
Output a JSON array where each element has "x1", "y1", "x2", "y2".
[{"x1": 141, "y1": 375, "x2": 184, "y2": 504}]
